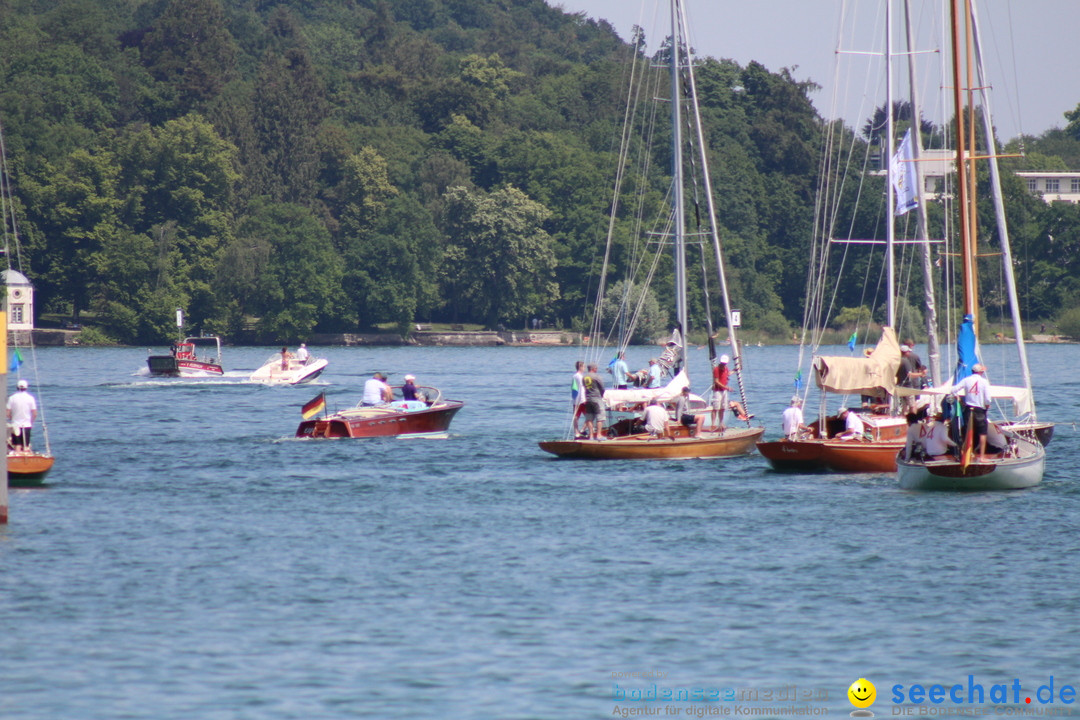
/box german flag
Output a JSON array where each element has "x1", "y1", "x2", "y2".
[
  {"x1": 960, "y1": 414, "x2": 974, "y2": 472},
  {"x1": 301, "y1": 392, "x2": 326, "y2": 419}
]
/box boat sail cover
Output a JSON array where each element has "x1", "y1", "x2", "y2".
[
  {"x1": 604, "y1": 369, "x2": 692, "y2": 407},
  {"x1": 812, "y1": 327, "x2": 902, "y2": 397}
]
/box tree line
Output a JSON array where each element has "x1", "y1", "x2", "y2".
[{"x1": 1, "y1": 0, "x2": 1079, "y2": 344}]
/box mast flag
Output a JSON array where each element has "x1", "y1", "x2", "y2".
[{"x1": 891, "y1": 128, "x2": 919, "y2": 216}]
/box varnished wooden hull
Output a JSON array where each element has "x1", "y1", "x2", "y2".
[
  {"x1": 8, "y1": 452, "x2": 55, "y2": 486},
  {"x1": 539, "y1": 427, "x2": 764, "y2": 459},
  {"x1": 758, "y1": 438, "x2": 904, "y2": 473},
  {"x1": 296, "y1": 401, "x2": 463, "y2": 439}
]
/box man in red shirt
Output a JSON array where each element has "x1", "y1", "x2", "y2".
[{"x1": 711, "y1": 354, "x2": 731, "y2": 432}]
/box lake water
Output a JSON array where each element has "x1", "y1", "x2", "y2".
[{"x1": 1, "y1": 343, "x2": 1079, "y2": 719}]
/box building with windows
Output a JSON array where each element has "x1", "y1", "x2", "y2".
[
  {"x1": 1014, "y1": 172, "x2": 1080, "y2": 204},
  {"x1": 3, "y1": 268, "x2": 34, "y2": 333}
]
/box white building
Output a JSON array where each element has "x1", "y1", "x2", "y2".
[
  {"x1": 2, "y1": 268, "x2": 34, "y2": 331},
  {"x1": 1014, "y1": 172, "x2": 1080, "y2": 204}
]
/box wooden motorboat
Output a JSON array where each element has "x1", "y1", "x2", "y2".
[
  {"x1": 296, "y1": 386, "x2": 462, "y2": 439},
  {"x1": 758, "y1": 408, "x2": 908, "y2": 473}
]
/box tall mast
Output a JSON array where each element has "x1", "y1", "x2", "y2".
[
  {"x1": 968, "y1": 0, "x2": 1035, "y2": 413},
  {"x1": 949, "y1": 0, "x2": 977, "y2": 322},
  {"x1": 676, "y1": 0, "x2": 751, "y2": 417},
  {"x1": 902, "y1": 0, "x2": 942, "y2": 387},
  {"x1": 884, "y1": 0, "x2": 896, "y2": 327},
  {"x1": 669, "y1": 0, "x2": 688, "y2": 355}
]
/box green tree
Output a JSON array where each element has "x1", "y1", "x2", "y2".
[
  {"x1": 440, "y1": 185, "x2": 559, "y2": 328},
  {"x1": 140, "y1": 0, "x2": 237, "y2": 116}
]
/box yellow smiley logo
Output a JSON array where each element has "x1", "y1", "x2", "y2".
[{"x1": 848, "y1": 678, "x2": 876, "y2": 708}]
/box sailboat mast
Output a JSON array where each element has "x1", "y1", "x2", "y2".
[
  {"x1": 884, "y1": 0, "x2": 897, "y2": 328},
  {"x1": 669, "y1": 0, "x2": 688, "y2": 353},
  {"x1": 949, "y1": 0, "x2": 977, "y2": 323},
  {"x1": 676, "y1": 0, "x2": 751, "y2": 416},
  {"x1": 968, "y1": 0, "x2": 1036, "y2": 412},
  {"x1": 902, "y1": 0, "x2": 942, "y2": 387}
]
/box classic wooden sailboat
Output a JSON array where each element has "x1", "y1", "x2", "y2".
[
  {"x1": 896, "y1": 0, "x2": 1045, "y2": 490},
  {"x1": 539, "y1": 0, "x2": 763, "y2": 460},
  {"x1": 0, "y1": 127, "x2": 54, "y2": 486},
  {"x1": 758, "y1": 0, "x2": 920, "y2": 473}
]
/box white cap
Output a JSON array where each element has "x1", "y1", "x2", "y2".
[
  {"x1": 791, "y1": 395, "x2": 802, "y2": 405},
  {"x1": 900, "y1": 344, "x2": 912, "y2": 352},
  {"x1": 16, "y1": 379, "x2": 28, "y2": 389},
  {"x1": 300, "y1": 343, "x2": 306, "y2": 347},
  {"x1": 719, "y1": 354, "x2": 730, "y2": 363},
  {"x1": 404, "y1": 374, "x2": 415, "y2": 381}
]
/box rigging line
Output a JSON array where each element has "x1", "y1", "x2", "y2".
[{"x1": 0, "y1": 121, "x2": 49, "y2": 454}]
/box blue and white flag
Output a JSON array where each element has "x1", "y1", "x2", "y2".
[{"x1": 890, "y1": 128, "x2": 919, "y2": 216}]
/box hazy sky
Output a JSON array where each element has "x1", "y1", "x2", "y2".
[{"x1": 547, "y1": 0, "x2": 1079, "y2": 143}]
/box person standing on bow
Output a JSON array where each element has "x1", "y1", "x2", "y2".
[{"x1": 7, "y1": 379, "x2": 38, "y2": 453}]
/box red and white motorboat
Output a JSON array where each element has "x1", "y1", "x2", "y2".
[
  {"x1": 147, "y1": 335, "x2": 224, "y2": 377},
  {"x1": 296, "y1": 385, "x2": 463, "y2": 439}
]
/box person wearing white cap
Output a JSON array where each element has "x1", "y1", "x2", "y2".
[
  {"x1": 7, "y1": 379, "x2": 37, "y2": 453},
  {"x1": 782, "y1": 395, "x2": 810, "y2": 440},
  {"x1": 957, "y1": 363, "x2": 992, "y2": 458},
  {"x1": 295, "y1": 342, "x2": 310, "y2": 365},
  {"x1": 710, "y1": 354, "x2": 731, "y2": 432},
  {"x1": 401, "y1": 373, "x2": 420, "y2": 402}
]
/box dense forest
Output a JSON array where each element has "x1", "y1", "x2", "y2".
[{"x1": 2, "y1": 0, "x2": 1079, "y2": 344}]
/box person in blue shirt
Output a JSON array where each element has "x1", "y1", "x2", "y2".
[
  {"x1": 610, "y1": 351, "x2": 630, "y2": 390},
  {"x1": 647, "y1": 358, "x2": 663, "y2": 388}
]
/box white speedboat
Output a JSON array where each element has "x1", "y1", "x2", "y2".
[{"x1": 250, "y1": 353, "x2": 328, "y2": 385}]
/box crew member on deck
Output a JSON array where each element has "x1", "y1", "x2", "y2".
[{"x1": 7, "y1": 379, "x2": 38, "y2": 453}]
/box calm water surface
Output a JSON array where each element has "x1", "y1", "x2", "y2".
[{"x1": 2, "y1": 343, "x2": 1079, "y2": 719}]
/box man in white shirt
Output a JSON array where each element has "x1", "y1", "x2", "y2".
[
  {"x1": 642, "y1": 399, "x2": 669, "y2": 437},
  {"x1": 295, "y1": 343, "x2": 310, "y2": 365},
  {"x1": 836, "y1": 407, "x2": 865, "y2": 440},
  {"x1": 7, "y1": 379, "x2": 38, "y2": 452},
  {"x1": 782, "y1": 396, "x2": 809, "y2": 440},
  {"x1": 361, "y1": 372, "x2": 392, "y2": 406},
  {"x1": 956, "y1": 363, "x2": 991, "y2": 457}
]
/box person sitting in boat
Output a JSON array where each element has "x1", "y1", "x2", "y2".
[
  {"x1": 361, "y1": 372, "x2": 393, "y2": 406},
  {"x1": 280, "y1": 346, "x2": 293, "y2": 371},
  {"x1": 782, "y1": 396, "x2": 810, "y2": 440},
  {"x1": 902, "y1": 412, "x2": 926, "y2": 460},
  {"x1": 836, "y1": 407, "x2": 865, "y2": 440},
  {"x1": 295, "y1": 343, "x2": 310, "y2": 365},
  {"x1": 642, "y1": 398, "x2": 669, "y2": 438},
  {"x1": 728, "y1": 400, "x2": 753, "y2": 422},
  {"x1": 921, "y1": 412, "x2": 957, "y2": 459},
  {"x1": 7, "y1": 379, "x2": 37, "y2": 454},
  {"x1": 401, "y1": 374, "x2": 420, "y2": 401},
  {"x1": 674, "y1": 386, "x2": 701, "y2": 438}
]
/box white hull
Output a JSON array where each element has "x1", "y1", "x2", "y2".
[
  {"x1": 250, "y1": 356, "x2": 328, "y2": 385},
  {"x1": 897, "y1": 436, "x2": 1044, "y2": 491}
]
